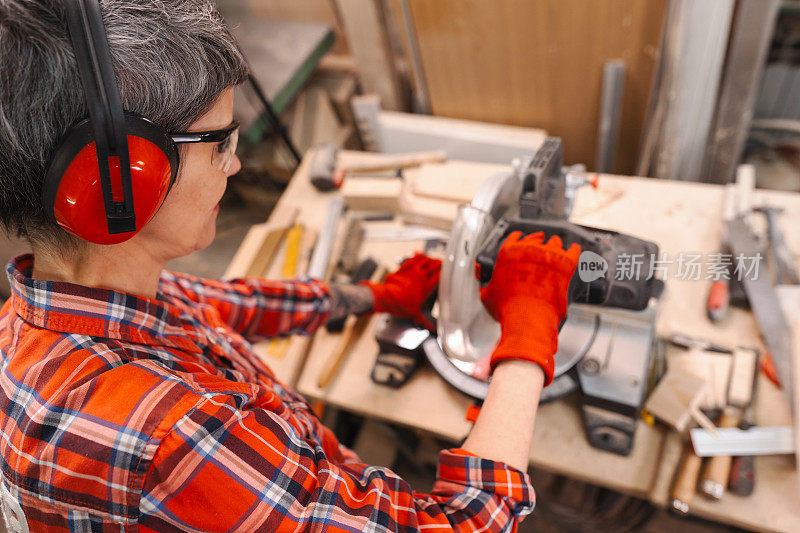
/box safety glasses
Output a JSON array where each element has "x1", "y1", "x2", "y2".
[{"x1": 170, "y1": 121, "x2": 239, "y2": 173}]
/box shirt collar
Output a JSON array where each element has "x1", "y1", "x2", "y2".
[{"x1": 6, "y1": 254, "x2": 198, "y2": 350}]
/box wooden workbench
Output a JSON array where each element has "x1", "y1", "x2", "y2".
[{"x1": 232, "y1": 150, "x2": 800, "y2": 532}]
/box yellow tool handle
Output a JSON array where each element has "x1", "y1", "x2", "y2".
[
  {"x1": 700, "y1": 409, "x2": 741, "y2": 500},
  {"x1": 266, "y1": 224, "x2": 305, "y2": 359},
  {"x1": 671, "y1": 444, "x2": 703, "y2": 515},
  {"x1": 281, "y1": 224, "x2": 304, "y2": 278}
]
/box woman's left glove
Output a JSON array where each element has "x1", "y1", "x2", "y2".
[{"x1": 360, "y1": 253, "x2": 442, "y2": 330}]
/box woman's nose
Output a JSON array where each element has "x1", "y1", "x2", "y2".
[{"x1": 227, "y1": 154, "x2": 242, "y2": 177}]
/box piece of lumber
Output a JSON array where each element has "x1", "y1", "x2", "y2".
[
  {"x1": 342, "y1": 177, "x2": 404, "y2": 212},
  {"x1": 644, "y1": 367, "x2": 708, "y2": 432},
  {"x1": 224, "y1": 207, "x2": 300, "y2": 279},
  {"x1": 669, "y1": 348, "x2": 732, "y2": 409},
  {"x1": 409, "y1": 161, "x2": 511, "y2": 203},
  {"x1": 335, "y1": 0, "x2": 403, "y2": 111},
  {"x1": 289, "y1": 86, "x2": 346, "y2": 154},
  {"x1": 343, "y1": 150, "x2": 447, "y2": 174},
  {"x1": 310, "y1": 70, "x2": 359, "y2": 126},
  {"x1": 399, "y1": 170, "x2": 460, "y2": 229},
  {"x1": 701, "y1": 0, "x2": 780, "y2": 184}
]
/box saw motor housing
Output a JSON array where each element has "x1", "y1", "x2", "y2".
[{"x1": 475, "y1": 137, "x2": 663, "y2": 311}]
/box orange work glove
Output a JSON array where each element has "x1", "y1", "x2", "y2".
[
  {"x1": 361, "y1": 253, "x2": 441, "y2": 330},
  {"x1": 480, "y1": 231, "x2": 581, "y2": 385}
]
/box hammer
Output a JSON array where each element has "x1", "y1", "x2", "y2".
[{"x1": 309, "y1": 144, "x2": 447, "y2": 191}]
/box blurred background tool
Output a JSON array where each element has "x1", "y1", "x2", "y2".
[
  {"x1": 705, "y1": 185, "x2": 735, "y2": 323},
  {"x1": 307, "y1": 197, "x2": 344, "y2": 280},
  {"x1": 670, "y1": 442, "x2": 703, "y2": 515},
  {"x1": 699, "y1": 347, "x2": 758, "y2": 500},
  {"x1": 318, "y1": 267, "x2": 387, "y2": 388},
  {"x1": 308, "y1": 144, "x2": 446, "y2": 191},
  {"x1": 644, "y1": 367, "x2": 717, "y2": 434}
]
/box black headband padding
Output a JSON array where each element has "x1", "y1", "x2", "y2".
[{"x1": 64, "y1": 0, "x2": 135, "y2": 233}]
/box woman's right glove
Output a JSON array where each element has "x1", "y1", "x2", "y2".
[{"x1": 479, "y1": 231, "x2": 581, "y2": 385}]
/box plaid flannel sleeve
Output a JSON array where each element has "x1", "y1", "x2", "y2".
[
  {"x1": 160, "y1": 270, "x2": 330, "y2": 340},
  {"x1": 139, "y1": 395, "x2": 535, "y2": 532}
]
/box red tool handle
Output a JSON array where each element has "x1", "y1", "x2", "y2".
[{"x1": 706, "y1": 279, "x2": 730, "y2": 322}]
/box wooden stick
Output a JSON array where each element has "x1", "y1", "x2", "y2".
[
  {"x1": 689, "y1": 405, "x2": 719, "y2": 437},
  {"x1": 671, "y1": 442, "x2": 704, "y2": 515},
  {"x1": 317, "y1": 314, "x2": 373, "y2": 389},
  {"x1": 341, "y1": 150, "x2": 447, "y2": 174},
  {"x1": 316, "y1": 267, "x2": 387, "y2": 388},
  {"x1": 700, "y1": 409, "x2": 740, "y2": 499}
]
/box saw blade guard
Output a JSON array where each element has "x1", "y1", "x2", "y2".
[
  {"x1": 438, "y1": 203, "x2": 501, "y2": 362},
  {"x1": 438, "y1": 169, "x2": 523, "y2": 363}
]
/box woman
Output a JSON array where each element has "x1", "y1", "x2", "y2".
[{"x1": 0, "y1": 1, "x2": 579, "y2": 531}]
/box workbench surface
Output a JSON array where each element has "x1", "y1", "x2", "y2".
[{"x1": 230, "y1": 150, "x2": 800, "y2": 533}]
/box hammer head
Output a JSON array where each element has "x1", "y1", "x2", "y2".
[{"x1": 309, "y1": 144, "x2": 340, "y2": 191}]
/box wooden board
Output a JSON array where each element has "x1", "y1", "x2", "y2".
[
  {"x1": 409, "y1": 161, "x2": 511, "y2": 203},
  {"x1": 224, "y1": 207, "x2": 299, "y2": 279},
  {"x1": 335, "y1": 0, "x2": 403, "y2": 110},
  {"x1": 405, "y1": 0, "x2": 667, "y2": 174},
  {"x1": 341, "y1": 177, "x2": 404, "y2": 212},
  {"x1": 398, "y1": 172, "x2": 460, "y2": 230}
]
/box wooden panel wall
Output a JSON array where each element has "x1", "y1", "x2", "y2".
[{"x1": 406, "y1": 0, "x2": 666, "y2": 174}]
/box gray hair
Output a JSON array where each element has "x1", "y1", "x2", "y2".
[{"x1": 0, "y1": 0, "x2": 249, "y2": 248}]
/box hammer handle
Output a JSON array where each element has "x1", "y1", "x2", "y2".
[
  {"x1": 671, "y1": 444, "x2": 703, "y2": 515},
  {"x1": 700, "y1": 410, "x2": 740, "y2": 499},
  {"x1": 341, "y1": 150, "x2": 447, "y2": 174}
]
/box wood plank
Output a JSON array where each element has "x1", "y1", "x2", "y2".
[
  {"x1": 409, "y1": 161, "x2": 511, "y2": 202},
  {"x1": 341, "y1": 177, "x2": 404, "y2": 212},
  {"x1": 223, "y1": 207, "x2": 299, "y2": 279},
  {"x1": 335, "y1": 0, "x2": 404, "y2": 110},
  {"x1": 406, "y1": 0, "x2": 666, "y2": 174}
]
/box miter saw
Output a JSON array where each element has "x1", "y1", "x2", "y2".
[{"x1": 410, "y1": 137, "x2": 665, "y2": 456}]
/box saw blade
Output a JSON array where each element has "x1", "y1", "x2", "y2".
[{"x1": 726, "y1": 216, "x2": 794, "y2": 409}]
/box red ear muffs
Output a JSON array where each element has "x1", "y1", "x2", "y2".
[{"x1": 43, "y1": 113, "x2": 179, "y2": 245}]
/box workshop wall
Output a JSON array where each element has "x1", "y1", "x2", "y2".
[
  {"x1": 404, "y1": 0, "x2": 667, "y2": 175},
  {"x1": 246, "y1": 0, "x2": 351, "y2": 55}
]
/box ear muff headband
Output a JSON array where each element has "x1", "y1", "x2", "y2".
[
  {"x1": 65, "y1": 0, "x2": 137, "y2": 234},
  {"x1": 44, "y1": 0, "x2": 178, "y2": 244}
]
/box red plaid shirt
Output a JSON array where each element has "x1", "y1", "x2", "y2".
[{"x1": 0, "y1": 254, "x2": 535, "y2": 532}]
